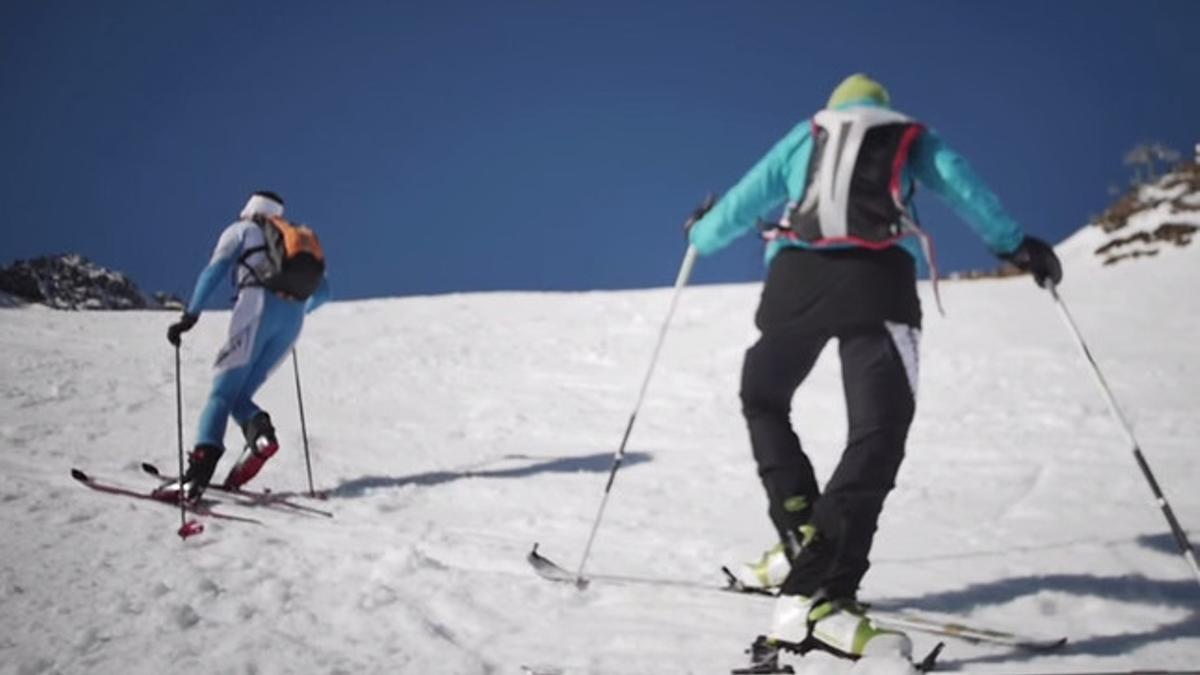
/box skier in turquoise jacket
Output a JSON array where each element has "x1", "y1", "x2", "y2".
[{"x1": 688, "y1": 74, "x2": 1061, "y2": 662}]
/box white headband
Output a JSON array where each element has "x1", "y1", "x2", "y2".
[{"x1": 239, "y1": 194, "x2": 285, "y2": 219}]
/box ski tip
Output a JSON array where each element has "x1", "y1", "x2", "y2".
[
  {"x1": 917, "y1": 641, "x2": 945, "y2": 672},
  {"x1": 1038, "y1": 636, "x2": 1069, "y2": 651},
  {"x1": 70, "y1": 468, "x2": 89, "y2": 482},
  {"x1": 528, "y1": 542, "x2": 544, "y2": 561},
  {"x1": 526, "y1": 544, "x2": 590, "y2": 588},
  {"x1": 528, "y1": 543, "x2": 573, "y2": 579}
]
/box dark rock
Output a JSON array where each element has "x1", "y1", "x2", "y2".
[{"x1": 0, "y1": 254, "x2": 174, "y2": 311}]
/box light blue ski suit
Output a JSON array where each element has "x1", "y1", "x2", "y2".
[{"x1": 186, "y1": 217, "x2": 329, "y2": 449}]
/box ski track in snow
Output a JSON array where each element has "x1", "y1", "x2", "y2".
[{"x1": 2, "y1": 241, "x2": 1199, "y2": 674}]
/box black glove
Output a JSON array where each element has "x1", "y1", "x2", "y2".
[
  {"x1": 167, "y1": 312, "x2": 199, "y2": 347},
  {"x1": 1001, "y1": 236, "x2": 1063, "y2": 289},
  {"x1": 682, "y1": 193, "x2": 717, "y2": 237}
]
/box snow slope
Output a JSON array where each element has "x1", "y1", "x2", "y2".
[{"x1": 2, "y1": 240, "x2": 1198, "y2": 674}]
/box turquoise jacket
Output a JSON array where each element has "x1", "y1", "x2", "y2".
[{"x1": 688, "y1": 99, "x2": 1025, "y2": 272}]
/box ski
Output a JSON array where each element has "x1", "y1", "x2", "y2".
[
  {"x1": 720, "y1": 566, "x2": 1066, "y2": 652},
  {"x1": 731, "y1": 634, "x2": 943, "y2": 674},
  {"x1": 527, "y1": 545, "x2": 1065, "y2": 654},
  {"x1": 870, "y1": 609, "x2": 1066, "y2": 653},
  {"x1": 70, "y1": 468, "x2": 261, "y2": 526},
  {"x1": 528, "y1": 543, "x2": 696, "y2": 591},
  {"x1": 141, "y1": 462, "x2": 334, "y2": 518}
]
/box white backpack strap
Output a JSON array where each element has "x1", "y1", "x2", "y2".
[
  {"x1": 788, "y1": 117, "x2": 819, "y2": 216},
  {"x1": 811, "y1": 110, "x2": 853, "y2": 238}
]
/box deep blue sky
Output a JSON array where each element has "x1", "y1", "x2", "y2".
[{"x1": 2, "y1": 1, "x2": 1197, "y2": 302}]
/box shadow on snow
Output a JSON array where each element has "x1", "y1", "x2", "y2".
[
  {"x1": 329, "y1": 451, "x2": 654, "y2": 498},
  {"x1": 876, "y1": 566, "x2": 1200, "y2": 668}
]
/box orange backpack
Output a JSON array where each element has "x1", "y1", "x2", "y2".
[{"x1": 240, "y1": 215, "x2": 326, "y2": 300}]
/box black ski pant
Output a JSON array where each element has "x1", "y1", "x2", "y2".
[{"x1": 740, "y1": 322, "x2": 916, "y2": 599}]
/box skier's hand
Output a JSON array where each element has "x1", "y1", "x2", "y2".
[
  {"x1": 1001, "y1": 236, "x2": 1062, "y2": 289},
  {"x1": 167, "y1": 312, "x2": 199, "y2": 347},
  {"x1": 682, "y1": 193, "x2": 717, "y2": 238}
]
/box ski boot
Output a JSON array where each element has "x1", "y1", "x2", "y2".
[
  {"x1": 729, "y1": 543, "x2": 790, "y2": 592},
  {"x1": 153, "y1": 444, "x2": 225, "y2": 504},
  {"x1": 222, "y1": 412, "x2": 279, "y2": 490},
  {"x1": 768, "y1": 593, "x2": 912, "y2": 661},
  {"x1": 726, "y1": 524, "x2": 817, "y2": 593}
]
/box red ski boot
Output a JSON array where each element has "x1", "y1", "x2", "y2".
[{"x1": 223, "y1": 412, "x2": 278, "y2": 490}]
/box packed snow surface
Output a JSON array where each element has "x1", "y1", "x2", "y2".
[{"x1": 2, "y1": 239, "x2": 1198, "y2": 674}]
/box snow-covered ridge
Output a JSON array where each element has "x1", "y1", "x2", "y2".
[
  {"x1": 0, "y1": 253, "x2": 182, "y2": 311},
  {"x1": 950, "y1": 162, "x2": 1199, "y2": 281},
  {"x1": 1074, "y1": 162, "x2": 1200, "y2": 267}
]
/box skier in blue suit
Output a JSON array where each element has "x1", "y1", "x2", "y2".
[
  {"x1": 687, "y1": 74, "x2": 1062, "y2": 661},
  {"x1": 163, "y1": 190, "x2": 329, "y2": 501}
]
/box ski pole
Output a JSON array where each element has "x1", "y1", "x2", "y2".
[
  {"x1": 1048, "y1": 283, "x2": 1200, "y2": 585},
  {"x1": 292, "y1": 348, "x2": 316, "y2": 497},
  {"x1": 174, "y1": 344, "x2": 187, "y2": 534},
  {"x1": 574, "y1": 244, "x2": 700, "y2": 586},
  {"x1": 172, "y1": 344, "x2": 202, "y2": 539}
]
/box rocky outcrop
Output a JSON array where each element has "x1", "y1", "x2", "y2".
[{"x1": 0, "y1": 254, "x2": 182, "y2": 310}]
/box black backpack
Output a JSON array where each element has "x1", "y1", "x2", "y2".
[{"x1": 775, "y1": 107, "x2": 925, "y2": 246}]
